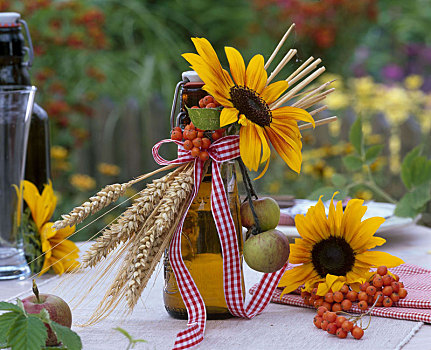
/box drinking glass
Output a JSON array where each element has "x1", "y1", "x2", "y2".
[{"x1": 0, "y1": 86, "x2": 36, "y2": 280}]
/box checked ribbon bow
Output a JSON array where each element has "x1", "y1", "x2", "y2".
[{"x1": 152, "y1": 135, "x2": 288, "y2": 349}]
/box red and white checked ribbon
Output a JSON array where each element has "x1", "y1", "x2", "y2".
[{"x1": 152, "y1": 135, "x2": 288, "y2": 349}]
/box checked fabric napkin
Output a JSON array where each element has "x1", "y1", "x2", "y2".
[{"x1": 249, "y1": 264, "x2": 431, "y2": 323}]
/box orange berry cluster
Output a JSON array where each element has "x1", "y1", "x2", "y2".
[
  {"x1": 314, "y1": 307, "x2": 365, "y2": 340},
  {"x1": 302, "y1": 266, "x2": 408, "y2": 313},
  {"x1": 191, "y1": 95, "x2": 221, "y2": 109},
  {"x1": 170, "y1": 122, "x2": 225, "y2": 161}
]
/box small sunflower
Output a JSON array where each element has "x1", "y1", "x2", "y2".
[
  {"x1": 183, "y1": 38, "x2": 314, "y2": 177},
  {"x1": 22, "y1": 180, "x2": 79, "y2": 275},
  {"x1": 278, "y1": 194, "x2": 404, "y2": 296}
]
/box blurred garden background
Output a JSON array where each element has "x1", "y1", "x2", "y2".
[{"x1": 2, "y1": 0, "x2": 431, "y2": 239}]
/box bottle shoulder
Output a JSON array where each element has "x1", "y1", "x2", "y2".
[{"x1": 32, "y1": 103, "x2": 49, "y2": 120}]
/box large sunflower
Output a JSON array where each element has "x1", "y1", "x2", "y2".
[
  {"x1": 182, "y1": 38, "x2": 315, "y2": 177},
  {"x1": 278, "y1": 194, "x2": 404, "y2": 296},
  {"x1": 22, "y1": 180, "x2": 79, "y2": 275}
]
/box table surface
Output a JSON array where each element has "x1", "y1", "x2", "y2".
[{"x1": 2, "y1": 223, "x2": 431, "y2": 350}]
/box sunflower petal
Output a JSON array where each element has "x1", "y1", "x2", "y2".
[
  {"x1": 278, "y1": 263, "x2": 317, "y2": 296},
  {"x1": 261, "y1": 81, "x2": 289, "y2": 105},
  {"x1": 220, "y1": 107, "x2": 239, "y2": 127},
  {"x1": 356, "y1": 251, "x2": 404, "y2": 268},
  {"x1": 265, "y1": 127, "x2": 302, "y2": 173},
  {"x1": 239, "y1": 123, "x2": 262, "y2": 171},
  {"x1": 271, "y1": 106, "x2": 315, "y2": 126},
  {"x1": 245, "y1": 54, "x2": 267, "y2": 94},
  {"x1": 225, "y1": 46, "x2": 245, "y2": 86},
  {"x1": 23, "y1": 180, "x2": 42, "y2": 228}
]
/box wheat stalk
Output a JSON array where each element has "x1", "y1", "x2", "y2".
[
  {"x1": 81, "y1": 166, "x2": 183, "y2": 268},
  {"x1": 52, "y1": 163, "x2": 183, "y2": 230}
]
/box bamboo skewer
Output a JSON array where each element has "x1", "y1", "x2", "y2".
[
  {"x1": 266, "y1": 49, "x2": 297, "y2": 85},
  {"x1": 295, "y1": 88, "x2": 335, "y2": 109},
  {"x1": 264, "y1": 23, "x2": 296, "y2": 70},
  {"x1": 309, "y1": 105, "x2": 328, "y2": 116},
  {"x1": 288, "y1": 58, "x2": 322, "y2": 86},
  {"x1": 285, "y1": 56, "x2": 315, "y2": 82},
  {"x1": 271, "y1": 67, "x2": 326, "y2": 109},
  {"x1": 299, "y1": 116, "x2": 337, "y2": 130},
  {"x1": 291, "y1": 80, "x2": 335, "y2": 108}
]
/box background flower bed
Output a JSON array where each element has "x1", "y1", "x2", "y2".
[{"x1": 2, "y1": 0, "x2": 430, "y2": 239}]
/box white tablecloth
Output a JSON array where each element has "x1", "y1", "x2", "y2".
[{"x1": 2, "y1": 224, "x2": 431, "y2": 349}]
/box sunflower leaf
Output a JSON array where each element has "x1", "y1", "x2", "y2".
[
  {"x1": 365, "y1": 145, "x2": 383, "y2": 165},
  {"x1": 394, "y1": 183, "x2": 431, "y2": 218},
  {"x1": 186, "y1": 106, "x2": 221, "y2": 130},
  {"x1": 349, "y1": 118, "x2": 363, "y2": 156},
  {"x1": 343, "y1": 155, "x2": 363, "y2": 171}
]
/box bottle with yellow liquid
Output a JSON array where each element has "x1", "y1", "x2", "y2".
[{"x1": 163, "y1": 161, "x2": 244, "y2": 319}]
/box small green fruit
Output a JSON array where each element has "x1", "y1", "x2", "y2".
[
  {"x1": 243, "y1": 229, "x2": 290, "y2": 273},
  {"x1": 240, "y1": 197, "x2": 280, "y2": 231}
]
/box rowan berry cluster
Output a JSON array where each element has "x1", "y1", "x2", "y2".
[
  {"x1": 170, "y1": 123, "x2": 225, "y2": 161},
  {"x1": 302, "y1": 265, "x2": 408, "y2": 313},
  {"x1": 314, "y1": 307, "x2": 365, "y2": 340}
]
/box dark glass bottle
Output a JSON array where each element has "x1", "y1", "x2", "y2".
[{"x1": 0, "y1": 13, "x2": 51, "y2": 192}]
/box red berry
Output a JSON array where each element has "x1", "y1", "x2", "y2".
[
  {"x1": 333, "y1": 291, "x2": 344, "y2": 303},
  {"x1": 373, "y1": 274, "x2": 383, "y2": 288},
  {"x1": 341, "y1": 320, "x2": 354, "y2": 333},
  {"x1": 326, "y1": 312, "x2": 337, "y2": 323},
  {"x1": 201, "y1": 138, "x2": 211, "y2": 149},
  {"x1": 336, "y1": 328, "x2": 348, "y2": 339},
  {"x1": 399, "y1": 288, "x2": 408, "y2": 299},
  {"x1": 358, "y1": 300, "x2": 368, "y2": 310},
  {"x1": 191, "y1": 106, "x2": 199, "y2": 109},
  {"x1": 327, "y1": 322, "x2": 338, "y2": 335},
  {"x1": 322, "y1": 302, "x2": 332, "y2": 311},
  {"x1": 212, "y1": 131, "x2": 222, "y2": 140},
  {"x1": 199, "y1": 151, "x2": 209, "y2": 161},
  {"x1": 171, "y1": 130, "x2": 183, "y2": 141},
  {"x1": 324, "y1": 292, "x2": 334, "y2": 303},
  {"x1": 199, "y1": 99, "x2": 206, "y2": 108},
  {"x1": 360, "y1": 282, "x2": 370, "y2": 292},
  {"x1": 358, "y1": 292, "x2": 368, "y2": 301},
  {"x1": 332, "y1": 303, "x2": 342, "y2": 312},
  {"x1": 382, "y1": 286, "x2": 393, "y2": 296},
  {"x1": 206, "y1": 103, "x2": 216, "y2": 108},
  {"x1": 197, "y1": 131, "x2": 204, "y2": 138},
  {"x1": 183, "y1": 140, "x2": 193, "y2": 150},
  {"x1": 321, "y1": 320, "x2": 329, "y2": 331},
  {"x1": 203, "y1": 95, "x2": 214, "y2": 105},
  {"x1": 340, "y1": 284, "x2": 349, "y2": 294},
  {"x1": 352, "y1": 326, "x2": 364, "y2": 340},
  {"x1": 317, "y1": 306, "x2": 328, "y2": 317},
  {"x1": 313, "y1": 315, "x2": 323, "y2": 329},
  {"x1": 192, "y1": 137, "x2": 202, "y2": 148},
  {"x1": 346, "y1": 290, "x2": 358, "y2": 302},
  {"x1": 390, "y1": 293, "x2": 400, "y2": 303},
  {"x1": 336, "y1": 316, "x2": 347, "y2": 328},
  {"x1": 190, "y1": 147, "x2": 200, "y2": 157},
  {"x1": 383, "y1": 274, "x2": 393, "y2": 286},
  {"x1": 383, "y1": 296, "x2": 393, "y2": 307},
  {"x1": 185, "y1": 129, "x2": 197, "y2": 140},
  {"x1": 314, "y1": 299, "x2": 324, "y2": 309},
  {"x1": 391, "y1": 281, "x2": 400, "y2": 293},
  {"x1": 341, "y1": 299, "x2": 352, "y2": 311},
  {"x1": 173, "y1": 126, "x2": 182, "y2": 132},
  {"x1": 393, "y1": 274, "x2": 400, "y2": 282},
  {"x1": 377, "y1": 266, "x2": 388, "y2": 276},
  {"x1": 366, "y1": 285, "x2": 377, "y2": 296}
]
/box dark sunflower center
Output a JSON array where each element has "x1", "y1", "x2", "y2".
[
  {"x1": 229, "y1": 85, "x2": 272, "y2": 127},
  {"x1": 311, "y1": 236, "x2": 355, "y2": 278}
]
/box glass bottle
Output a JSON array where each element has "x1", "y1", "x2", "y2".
[
  {"x1": 164, "y1": 71, "x2": 244, "y2": 319},
  {"x1": 0, "y1": 12, "x2": 51, "y2": 192},
  {"x1": 163, "y1": 161, "x2": 244, "y2": 319}
]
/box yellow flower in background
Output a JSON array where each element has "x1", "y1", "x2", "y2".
[
  {"x1": 22, "y1": 181, "x2": 79, "y2": 275},
  {"x1": 70, "y1": 174, "x2": 96, "y2": 191},
  {"x1": 51, "y1": 145, "x2": 68, "y2": 160},
  {"x1": 183, "y1": 38, "x2": 314, "y2": 177},
  {"x1": 97, "y1": 162, "x2": 120, "y2": 176},
  {"x1": 278, "y1": 194, "x2": 403, "y2": 296},
  {"x1": 404, "y1": 75, "x2": 423, "y2": 90},
  {"x1": 354, "y1": 190, "x2": 373, "y2": 201}
]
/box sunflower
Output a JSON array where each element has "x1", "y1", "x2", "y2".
[
  {"x1": 22, "y1": 180, "x2": 79, "y2": 275},
  {"x1": 278, "y1": 194, "x2": 404, "y2": 296},
  {"x1": 182, "y1": 38, "x2": 315, "y2": 177}
]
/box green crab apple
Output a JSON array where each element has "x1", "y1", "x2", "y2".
[
  {"x1": 21, "y1": 281, "x2": 72, "y2": 346},
  {"x1": 240, "y1": 197, "x2": 280, "y2": 231},
  {"x1": 243, "y1": 229, "x2": 290, "y2": 273}
]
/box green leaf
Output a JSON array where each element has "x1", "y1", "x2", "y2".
[
  {"x1": 401, "y1": 146, "x2": 422, "y2": 190},
  {"x1": 394, "y1": 183, "x2": 431, "y2": 218},
  {"x1": 343, "y1": 155, "x2": 363, "y2": 171},
  {"x1": 365, "y1": 145, "x2": 383, "y2": 165},
  {"x1": 51, "y1": 322, "x2": 82, "y2": 350},
  {"x1": 0, "y1": 311, "x2": 21, "y2": 341},
  {"x1": 34, "y1": 309, "x2": 51, "y2": 324},
  {"x1": 113, "y1": 327, "x2": 133, "y2": 342},
  {"x1": 186, "y1": 106, "x2": 221, "y2": 130},
  {"x1": 7, "y1": 314, "x2": 47, "y2": 350},
  {"x1": 410, "y1": 156, "x2": 431, "y2": 188},
  {"x1": 0, "y1": 301, "x2": 24, "y2": 314},
  {"x1": 331, "y1": 173, "x2": 347, "y2": 188},
  {"x1": 349, "y1": 118, "x2": 363, "y2": 155}
]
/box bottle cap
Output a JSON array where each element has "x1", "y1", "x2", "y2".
[
  {"x1": 182, "y1": 70, "x2": 203, "y2": 83},
  {"x1": 0, "y1": 12, "x2": 21, "y2": 27}
]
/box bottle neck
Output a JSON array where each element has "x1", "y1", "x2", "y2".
[{"x1": 0, "y1": 27, "x2": 31, "y2": 86}]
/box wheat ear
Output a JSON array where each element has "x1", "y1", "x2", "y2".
[
  {"x1": 52, "y1": 163, "x2": 183, "y2": 230},
  {"x1": 81, "y1": 166, "x2": 183, "y2": 268}
]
